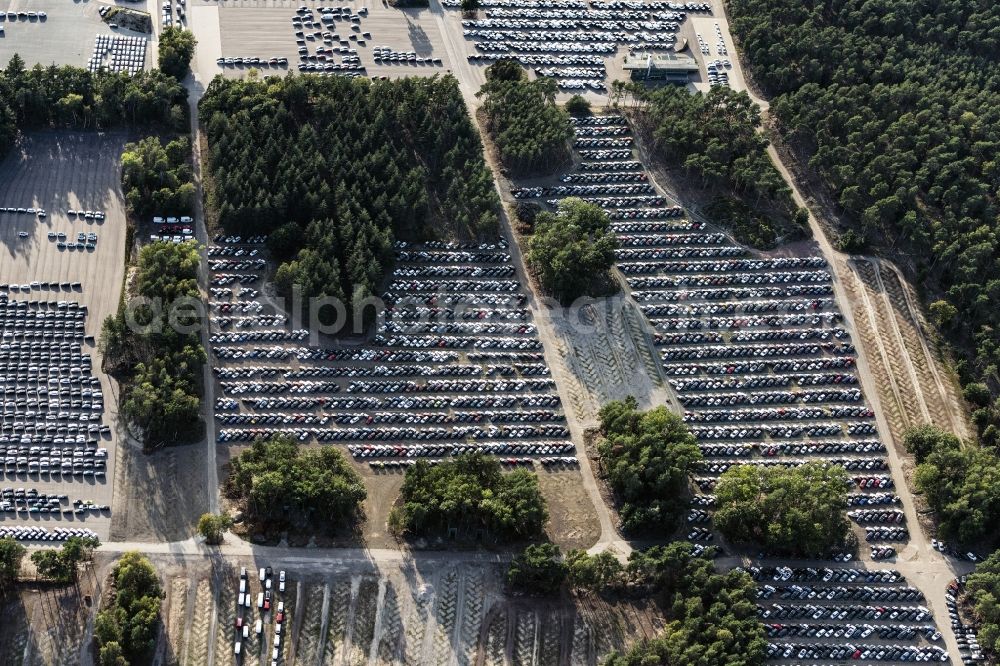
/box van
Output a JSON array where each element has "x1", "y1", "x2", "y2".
[
  {"x1": 256, "y1": 592, "x2": 264, "y2": 608},
  {"x1": 234, "y1": 642, "x2": 241, "y2": 655},
  {"x1": 239, "y1": 579, "x2": 246, "y2": 593}
]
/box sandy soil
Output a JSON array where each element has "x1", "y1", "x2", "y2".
[
  {"x1": 133, "y1": 554, "x2": 664, "y2": 666},
  {"x1": 0, "y1": 569, "x2": 98, "y2": 666},
  {"x1": 109, "y1": 441, "x2": 208, "y2": 543}
]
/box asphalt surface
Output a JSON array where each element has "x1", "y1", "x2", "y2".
[
  {"x1": 0, "y1": 0, "x2": 152, "y2": 69},
  {"x1": 0, "y1": 132, "x2": 128, "y2": 542}
]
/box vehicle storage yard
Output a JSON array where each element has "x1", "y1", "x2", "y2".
[
  {"x1": 0, "y1": 0, "x2": 149, "y2": 70},
  {"x1": 507, "y1": 113, "x2": 962, "y2": 662},
  {"x1": 191, "y1": 0, "x2": 724, "y2": 99},
  {"x1": 208, "y1": 235, "x2": 603, "y2": 549},
  {"x1": 0, "y1": 0, "x2": 987, "y2": 664},
  {"x1": 0, "y1": 132, "x2": 129, "y2": 544}
]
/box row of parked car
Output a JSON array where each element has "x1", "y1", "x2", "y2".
[
  {"x1": 0, "y1": 294, "x2": 108, "y2": 527},
  {"x1": 0, "y1": 526, "x2": 98, "y2": 541},
  {"x1": 208, "y1": 237, "x2": 575, "y2": 463},
  {"x1": 552, "y1": 113, "x2": 908, "y2": 548}
]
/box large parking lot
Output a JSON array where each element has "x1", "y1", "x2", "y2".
[
  {"x1": 190, "y1": 0, "x2": 452, "y2": 82},
  {"x1": 188, "y1": 0, "x2": 725, "y2": 102},
  {"x1": 506, "y1": 114, "x2": 956, "y2": 662},
  {"x1": 0, "y1": 132, "x2": 129, "y2": 542},
  {"x1": 0, "y1": 0, "x2": 150, "y2": 69},
  {"x1": 208, "y1": 234, "x2": 601, "y2": 548}
]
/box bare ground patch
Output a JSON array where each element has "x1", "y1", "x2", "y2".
[{"x1": 110, "y1": 441, "x2": 208, "y2": 543}]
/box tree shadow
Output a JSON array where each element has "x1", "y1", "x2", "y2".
[{"x1": 406, "y1": 19, "x2": 433, "y2": 56}]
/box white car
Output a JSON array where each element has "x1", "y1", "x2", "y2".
[
  {"x1": 279, "y1": 570, "x2": 286, "y2": 592},
  {"x1": 17, "y1": 231, "x2": 27, "y2": 238}
]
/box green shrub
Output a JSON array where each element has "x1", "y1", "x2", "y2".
[
  {"x1": 596, "y1": 397, "x2": 702, "y2": 535},
  {"x1": 714, "y1": 462, "x2": 850, "y2": 557},
  {"x1": 506, "y1": 543, "x2": 567, "y2": 595}
]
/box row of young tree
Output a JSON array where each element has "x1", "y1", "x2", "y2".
[
  {"x1": 478, "y1": 60, "x2": 573, "y2": 177},
  {"x1": 199, "y1": 74, "x2": 499, "y2": 327},
  {"x1": 727, "y1": 0, "x2": 1000, "y2": 407},
  {"x1": 0, "y1": 54, "x2": 189, "y2": 157},
  {"x1": 100, "y1": 241, "x2": 206, "y2": 449},
  {"x1": 507, "y1": 542, "x2": 766, "y2": 665},
  {"x1": 121, "y1": 136, "x2": 195, "y2": 218}
]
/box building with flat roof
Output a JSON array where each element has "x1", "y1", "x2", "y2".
[{"x1": 623, "y1": 51, "x2": 699, "y2": 83}]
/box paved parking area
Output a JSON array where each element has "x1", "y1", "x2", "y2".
[
  {"x1": 0, "y1": 132, "x2": 129, "y2": 542},
  {"x1": 505, "y1": 113, "x2": 959, "y2": 662},
  {"x1": 205, "y1": 0, "x2": 450, "y2": 80},
  {"x1": 191, "y1": 0, "x2": 701, "y2": 101},
  {"x1": 0, "y1": 0, "x2": 150, "y2": 68}
]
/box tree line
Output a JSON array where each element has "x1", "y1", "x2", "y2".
[
  {"x1": 199, "y1": 74, "x2": 499, "y2": 327},
  {"x1": 728, "y1": 0, "x2": 1000, "y2": 409},
  {"x1": 100, "y1": 241, "x2": 206, "y2": 449},
  {"x1": 0, "y1": 54, "x2": 189, "y2": 157}
]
